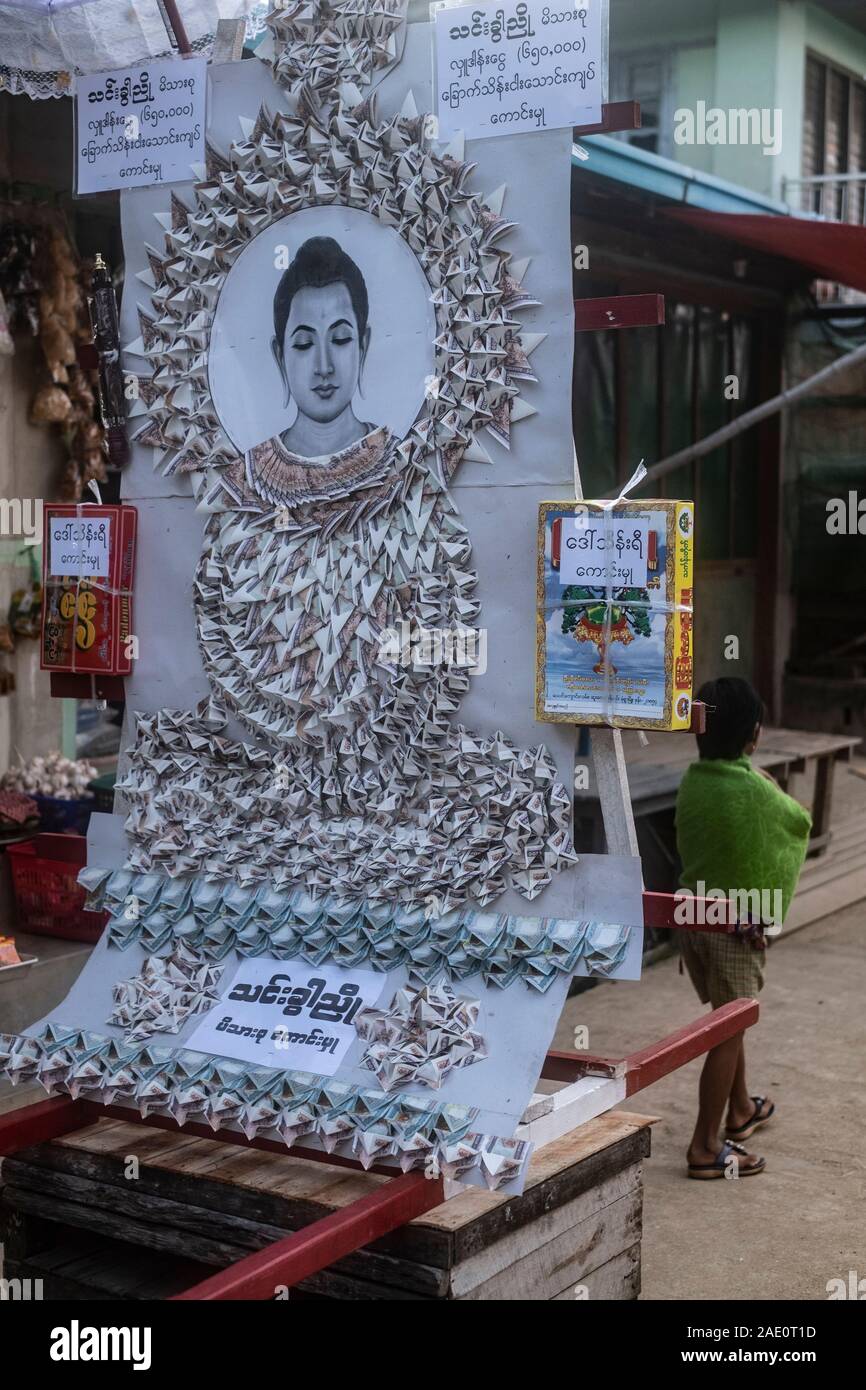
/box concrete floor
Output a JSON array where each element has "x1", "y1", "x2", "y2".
[{"x1": 554, "y1": 900, "x2": 866, "y2": 1300}]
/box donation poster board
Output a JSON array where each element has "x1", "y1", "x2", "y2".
[
  {"x1": 3, "y1": 1, "x2": 642, "y2": 1196},
  {"x1": 536, "y1": 499, "x2": 695, "y2": 729}
]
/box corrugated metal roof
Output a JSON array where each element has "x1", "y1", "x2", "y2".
[{"x1": 666, "y1": 206, "x2": 866, "y2": 294}]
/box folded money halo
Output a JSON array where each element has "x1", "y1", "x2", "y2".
[{"x1": 124, "y1": 0, "x2": 543, "y2": 508}]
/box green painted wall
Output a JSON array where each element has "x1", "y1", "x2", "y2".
[
  {"x1": 673, "y1": 44, "x2": 717, "y2": 174},
  {"x1": 612, "y1": 0, "x2": 718, "y2": 49},
  {"x1": 610, "y1": 0, "x2": 866, "y2": 203},
  {"x1": 804, "y1": 3, "x2": 866, "y2": 73},
  {"x1": 773, "y1": 1, "x2": 809, "y2": 196},
  {"x1": 711, "y1": 0, "x2": 783, "y2": 196}
]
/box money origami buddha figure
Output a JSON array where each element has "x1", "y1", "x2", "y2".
[
  {"x1": 0, "y1": 1, "x2": 632, "y2": 1196},
  {"x1": 120, "y1": 1, "x2": 578, "y2": 915}
]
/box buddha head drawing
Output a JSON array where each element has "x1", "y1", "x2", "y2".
[{"x1": 270, "y1": 235, "x2": 378, "y2": 460}]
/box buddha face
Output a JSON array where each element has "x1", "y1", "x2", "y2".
[{"x1": 274, "y1": 281, "x2": 370, "y2": 426}]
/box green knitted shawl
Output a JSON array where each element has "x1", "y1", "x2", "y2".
[{"x1": 675, "y1": 756, "x2": 813, "y2": 922}]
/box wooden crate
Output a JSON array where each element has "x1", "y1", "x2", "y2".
[{"x1": 0, "y1": 1110, "x2": 654, "y2": 1300}]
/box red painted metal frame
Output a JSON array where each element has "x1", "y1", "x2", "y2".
[
  {"x1": 0, "y1": 1096, "x2": 411, "y2": 1180},
  {"x1": 161, "y1": 0, "x2": 193, "y2": 55},
  {"x1": 0, "y1": 1001, "x2": 757, "y2": 1298},
  {"x1": 574, "y1": 101, "x2": 642, "y2": 138},
  {"x1": 542, "y1": 999, "x2": 758, "y2": 1090},
  {"x1": 574, "y1": 293, "x2": 666, "y2": 333},
  {"x1": 50, "y1": 673, "x2": 126, "y2": 701},
  {"x1": 642, "y1": 889, "x2": 740, "y2": 932},
  {"x1": 173, "y1": 1171, "x2": 446, "y2": 1301},
  {"x1": 622, "y1": 1000, "x2": 759, "y2": 1095},
  {"x1": 0, "y1": 1095, "x2": 88, "y2": 1153}
]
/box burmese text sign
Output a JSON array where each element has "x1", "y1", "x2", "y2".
[
  {"x1": 433, "y1": 0, "x2": 605, "y2": 139},
  {"x1": 186, "y1": 956, "x2": 386, "y2": 1073},
  {"x1": 76, "y1": 58, "x2": 206, "y2": 194}
]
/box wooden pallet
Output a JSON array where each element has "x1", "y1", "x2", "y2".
[
  {"x1": 577, "y1": 726, "x2": 861, "y2": 858},
  {"x1": 0, "y1": 1110, "x2": 654, "y2": 1301}
]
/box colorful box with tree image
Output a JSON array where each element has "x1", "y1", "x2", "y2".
[{"x1": 536, "y1": 499, "x2": 694, "y2": 730}]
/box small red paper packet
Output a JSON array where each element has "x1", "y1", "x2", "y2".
[{"x1": 41, "y1": 504, "x2": 137, "y2": 676}]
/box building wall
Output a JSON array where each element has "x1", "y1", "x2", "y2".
[
  {"x1": 612, "y1": 0, "x2": 719, "y2": 49},
  {"x1": 694, "y1": 562, "x2": 757, "y2": 688},
  {"x1": 710, "y1": 0, "x2": 787, "y2": 197},
  {"x1": 673, "y1": 44, "x2": 717, "y2": 176},
  {"x1": 611, "y1": 0, "x2": 866, "y2": 203},
  {"x1": 804, "y1": 3, "x2": 866, "y2": 74}
]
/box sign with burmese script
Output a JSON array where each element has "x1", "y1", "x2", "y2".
[
  {"x1": 49, "y1": 513, "x2": 112, "y2": 579},
  {"x1": 186, "y1": 956, "x2": 386, "y2": 1074},
  {"x1": 559, "y1": 517, "x2": 650, "y2": 588},
  {"x1": 433, "y1": 0, "x2": 605, "y2": 140},
  {"x1": 76, "y1": 57, "x2": 206, "y2": 194}
]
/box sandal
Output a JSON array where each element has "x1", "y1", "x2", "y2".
[
  {"x1": 687, "y1": 1140, "x2": 766, "y2": 1180},
  {"x1": 725, "y1": 1095, "x2": 775, "y2": 1142}
]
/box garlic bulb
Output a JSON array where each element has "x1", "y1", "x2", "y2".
[{"x1": 0, "y1": 752, "x2": 98, "y2": 798}]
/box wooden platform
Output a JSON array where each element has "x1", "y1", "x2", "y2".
[
  {"x1": 573, "y1": 727, "x2": 865, "y2": 929},
  {"x1": 784, "y1": 799, "x2": 866, "y2": 934},
  {"x1": 0, "y1": 1110, "x2": 654, "y2": 1301},
  {"x1": 576, "y1": 725, "x2": 861, "y2": 856}
]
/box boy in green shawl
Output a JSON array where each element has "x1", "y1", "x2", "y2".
[{"x1": 676, "y1": 678, "x2": 812, "y2": 1179}]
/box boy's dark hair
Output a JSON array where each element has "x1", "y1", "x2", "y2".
[{"x1": 695, "y1": 677, "x2": 766, "y2": 760}]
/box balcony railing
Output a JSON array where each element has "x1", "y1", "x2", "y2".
[
  {"x1": 783, "y1": 171, "x2": 866, "y2": 224},
  {"x1": 782, "y1": 172, "x2": 866, "y2": 303}
]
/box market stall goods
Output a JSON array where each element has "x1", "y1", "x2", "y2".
[
  {"x1": 0, "y1": 936, "x2": 22, "y2": 967},
  {"x1": 0, "y1": 221, "x2": 108, "y2": 500},
  {"x1": 0, "y1": 753, "x2": 97, "y2": 799},
  {"x1": 0, "y1": 789, "x2": 38, "y2": 829}
]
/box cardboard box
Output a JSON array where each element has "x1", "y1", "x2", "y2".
[
  {"x1": 41, "y1": 504, "x2": 137, "y2": 677},
  {"x1": 536, "y1": 499, "x2": 694, "y2": 731}
]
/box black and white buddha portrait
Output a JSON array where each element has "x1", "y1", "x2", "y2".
[
  {"x1": 208, "y1": 206, "x2": 435, "y2": 506},
  {"x1": 271, "y1": 235, "x2": 376, "y2": 458}
]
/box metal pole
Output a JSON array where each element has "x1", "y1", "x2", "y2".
[
  {"x1": 161, "y1": 0, "x2": 193, "y2": 55},
  {"x1": 643, "y1": 338, "x2": 866, "y2": 485}
]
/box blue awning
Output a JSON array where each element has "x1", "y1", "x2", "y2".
[{"x1": 574, "y1": 135, "x2": 791, "y2": 217}]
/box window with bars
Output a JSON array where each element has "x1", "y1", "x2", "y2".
[
  {"x1": 610, "y1": 50, "x2": 672, "y2": 156},
  {"x1": 802, "y1": 52, "x2": 866, "y2": 224}
]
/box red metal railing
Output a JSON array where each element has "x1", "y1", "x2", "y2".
[
  {"x1": 0, "y1": 774, "x2": 755, "y2": 1298},
  {"x1": 0, "y1": 998, "x2": 757, "y2": 1299}
]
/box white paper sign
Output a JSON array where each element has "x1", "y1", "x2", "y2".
[
  {"x1": 49, "y1": 514, "x2": 112, "y2": 578},
  {"x1": 76, "y1": 58, "x2": 206, "y2": 194},
  {"x1": 434, "y1": 0, "x2": 604, "y2": 140},
  {"x1": 559, "y1": 518, "x2": 649, "y2": 587},
  {"x1": 186, "y1": 957, "x2": 386, "y2": 1074}
]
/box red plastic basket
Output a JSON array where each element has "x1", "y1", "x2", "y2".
[{"x1": 6, "y1": 834, "x2": 108, "y2": 943}]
